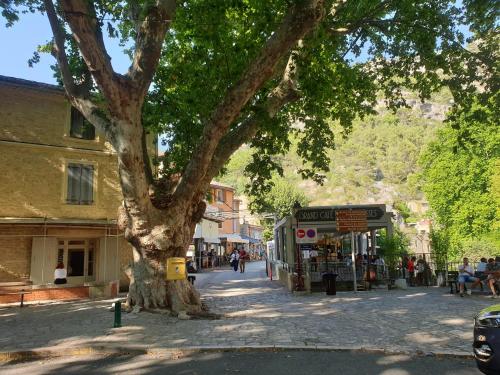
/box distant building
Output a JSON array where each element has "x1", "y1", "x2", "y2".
[
  {"x1": 209, "y1": 181, "x2": 248, "y2": 255},
  {"x1": 240, "y1": 220, "x2": 264, "y2": 258}
]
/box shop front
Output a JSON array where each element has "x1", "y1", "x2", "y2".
[
  {"x1": 192, "y1": 216, "x2": 224, "y2": 270},
  {"x1": 0, "y1": 218, "x2": 132, "y2": 304},
  {"x1": 273, "y1": 205, "x2": 393, "y2": 293}
]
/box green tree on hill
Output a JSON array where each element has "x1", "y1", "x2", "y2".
[{"x1": 420, "y1": 94, "x2": 500, "y2": 259}]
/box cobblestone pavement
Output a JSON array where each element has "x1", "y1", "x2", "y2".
[{"x1": 0, "y1": 261, "x2": 494, "y2": 356}]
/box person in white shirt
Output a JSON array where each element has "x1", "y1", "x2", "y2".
[
  {"x1": 230, "y1": 250, "x2": 240, "y2": 272},
  {"x1": 475, "y1": 257, "x2": 488, "y2": 291},
  {"x1": 458, "y1": 257, "x2": 481, "y2": 297},
  {"x1": 54, "y1": 262, "x2": 67, "y2": 284},
  {"x1": 476, "y1": 258, "x2": 488, "y2": 273},
  {"x1": 309, "y1": 248, "x2": 319, "y2": 271}
]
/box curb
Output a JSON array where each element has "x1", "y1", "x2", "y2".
[{"x1": 0, "y1": 345, "x2": 474, "y2": 363}]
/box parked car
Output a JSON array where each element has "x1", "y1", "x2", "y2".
[{"x1": 474, "y1": 304, "x2": 500, "y2": 375}]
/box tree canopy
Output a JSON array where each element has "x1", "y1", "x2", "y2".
[{"x1": 420, "y1": 93, "x2": 500, "y2": 258}]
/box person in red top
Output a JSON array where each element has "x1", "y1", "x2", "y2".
[
  {"x1": 407, "y1": 256, "x2": 416, "y2": 286},
  {"x1": 238, "y1": 248, "x2": 248, "y2": 273}
]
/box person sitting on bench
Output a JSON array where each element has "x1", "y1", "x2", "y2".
[
  {"x1": 485, "y1": 256, "x2": 500, "y2": 298},
  {"x1": 458, "y1": 257, "x2": 480, "y2": 297},
  {"x1": 54, "y1": 262, "x2": 67, "y2": 285}
]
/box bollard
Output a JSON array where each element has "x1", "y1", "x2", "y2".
[{"x1": 114, "y1": 301, "x2": 122, "y2": 328}]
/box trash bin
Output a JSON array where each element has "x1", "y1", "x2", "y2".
[{"x1": 323, "y1": 273, "x2": 338, "y2": 295}]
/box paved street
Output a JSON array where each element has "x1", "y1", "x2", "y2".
[
  {"x1": 0, "y1": 261, "x2": 494, "y2": 359},
  {"x1": 0, "y1": 350, "x2": 481, "y2": 374}
]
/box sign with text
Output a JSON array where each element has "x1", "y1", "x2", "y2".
[
  {"x1": 295, "y1": 207, "x2": 384, "y2": 222},
  {"x1": 335, "y1": 210, "x2": 368, "y2": 233},
  {"x1": 295, "y1": 227, "x2": 318, "y2": 243}
]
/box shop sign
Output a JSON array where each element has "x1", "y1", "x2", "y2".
[
  {"x1": 295, "y1": 227, "x2": 317, "y2": 243},
  {"x1": 296, "y1": 207, "x2": 384, "y2": 222},
  {"x1": 336, "y1": 209, "x2": 368, "y2": 232}
]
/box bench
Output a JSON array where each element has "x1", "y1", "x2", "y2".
[
  {"x1": 448, "y1": 271, "x2": 479, "y2": 294},
  {"x1": 0, "y1": 281, "x2": 33, "y2": 307}
]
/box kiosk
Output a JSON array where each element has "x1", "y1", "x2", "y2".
[{"x1": 272, "y1": 204, "x2": 393, "y2": 293}]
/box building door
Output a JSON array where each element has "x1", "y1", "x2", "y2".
[{"x1": 57, "y1": 239, "x2": 97, "y2": 284}]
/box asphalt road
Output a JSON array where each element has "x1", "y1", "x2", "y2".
[{"x1": 0, "y1": 350, "x2": 481, "y2": 375}]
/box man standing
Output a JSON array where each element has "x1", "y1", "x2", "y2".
[
  {"x1": 485, "y1": 256, "x2": 500, "y2": 298},
  {"x1": 458, "y1": 257, "x2": 481, "y2": 297}
]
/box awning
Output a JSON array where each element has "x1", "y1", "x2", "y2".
[
  {"x1": 220, "y1": 234, "x2": 249, "y2": 244},
  {"x1": 240, "y1": 234, "x2": 262, "y2": 244},
  {"x1": 203, "y1": 237, "x2": 221, "y2": 244}
]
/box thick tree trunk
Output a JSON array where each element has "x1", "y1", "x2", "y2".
[
  {"x1": 113, "y1": 113, "x2": 205, "y2": 314},
  {"x1": 126, "y1": 243, "x2": 201, "y2": 314}
]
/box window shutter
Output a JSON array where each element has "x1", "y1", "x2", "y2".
[
  {"x1": 70, "y1": 107, "x2": 96, "y2": 140},
  {"x1": 67, "y1": 164, "x2": 81, "y2": 203},
  {"x1": 70, "y1": 108, "x2": 84, "y2": 138},
  {"x1": 223, "y1": 190, "x2": 227, "y2": 203},
  {"x1": 80, "y1": 165, "x2": 94, "y2": 204}
]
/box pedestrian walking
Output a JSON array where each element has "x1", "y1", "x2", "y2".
[
  {"x1": 239, "y1": 248, "x2": 248, "y2": 273},
  {"x1": 230, "y1": 250, "x2": 239, "y2": 272}
]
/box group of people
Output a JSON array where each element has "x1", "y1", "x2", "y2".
[
  {"x1": 401, "y1": 256, "x2": 432, "y2": 286},
  {"x1": 458, "y1": 256, "x2": 500, "y2": 298},
  {"x1": 230, "y1": 248, "x2": 250, "y2": 273}
]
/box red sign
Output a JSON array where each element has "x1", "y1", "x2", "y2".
[
  {"x1": 336, "y1": 210, "x2": 368, "y2": 232},
  {"x1": 297, "y1": 229, "x2": 306, "y2": 238}
]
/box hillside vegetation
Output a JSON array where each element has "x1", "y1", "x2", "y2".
[{"x1": 219, "y1": 100, "x2": 447, "y2": 213}]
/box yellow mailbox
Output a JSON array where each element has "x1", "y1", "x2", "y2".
[{"x1": 166, "y1": 257, "x2": 186, "y2": 280}]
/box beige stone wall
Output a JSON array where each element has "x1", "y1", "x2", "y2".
[
  {"x1": 0, "y1": 82, "x2": 122, "y2": 220},
  {"x1": 0, "y1": 143, "x2": 122, "y2": 219},
  {"x1": 0, "y1": 84, "x2": 111, "y2": 151},
  {"x1": 0, "y1": 225, "x2": 40, "y2": 281}
]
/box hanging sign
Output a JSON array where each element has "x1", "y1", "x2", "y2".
[
  {"x1": 336, "y1": 210, "x2": 368, "y2": 232},
  {"x1": 296, "y1": 227, "x2": 318, "y2": 243}
]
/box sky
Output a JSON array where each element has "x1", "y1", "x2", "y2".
[{"x1": 0, "y1": 12, "x2": 131, "y2": 84}]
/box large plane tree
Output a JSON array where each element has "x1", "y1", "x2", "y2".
[{"x1": 2, "y1": 0, "x2": 496, "y2": 313}]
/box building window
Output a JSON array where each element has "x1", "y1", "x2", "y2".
[
  {"x1": 70, "y1": 107, "x2": 96, "y2": 140},
  {"x1": 216, "y1": 189, "x2": 225, "y2": 203},
  {"x1": 218, "y1": 222, "x2": 223, "y2": 228},
  {"x1": 67, "y1": 163, "x2": 94, "y2": 205}
]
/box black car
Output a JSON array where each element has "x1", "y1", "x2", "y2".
[{"x1": 474, "y1": 304, "x2": 500, "y2": 375}]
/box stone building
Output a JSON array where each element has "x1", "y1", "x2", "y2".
[{"x1": 0, "y1": 75, "x2": 156, "y2": 301}]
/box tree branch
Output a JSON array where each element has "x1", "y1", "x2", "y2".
[
  {"x1": 44, "y1": 0, "x2": 77, "y2": 95},
  {"x1": 201, "y1": 50, "x2": 302, "y2": 191},
  {"x1": 44, "y1": 0, "x2": 113, "y2": 140},
  {"x1": 173, "y1": 0, "x2": 328, "y2": 205},
  {"x1": 128, "y1": 0, "x2": 176, "y2": 97},
  {"x1": 59, "y1": 0, "x2": 123, "y2": 114}
]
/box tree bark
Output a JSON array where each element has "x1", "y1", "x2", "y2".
[{"x1": 114, "y1": 115, "x2": 205, "y2": 314}]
